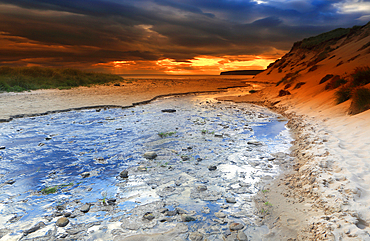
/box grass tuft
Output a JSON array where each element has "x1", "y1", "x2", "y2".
[
  {"x1": 351, "y1": 87, "x2": 370, "y2": 113},
  {"x1": 335, "y1": 87, "x2": 352, "y2": 104}
]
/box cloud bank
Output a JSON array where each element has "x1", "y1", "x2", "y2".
[{"x1": 0, "y1": 0, "x2": 369, "y2": 74}]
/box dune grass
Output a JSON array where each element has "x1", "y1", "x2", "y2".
[
  {"x1": 0, "y1": 66, "x2": 123, "y2": 92},
  {"x1": 334, "y1": 67, "x2": 370, "y2": 114}
]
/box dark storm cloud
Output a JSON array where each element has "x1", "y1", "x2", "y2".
[{"x1": 0, "y1": 0, "x2": 369, "y2": 68}]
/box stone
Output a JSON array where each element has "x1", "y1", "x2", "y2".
[
  {"x1": 197, "y1": 185, "x2": 207, "y2": 192},
  {"x1": 181, "y1": 155, "x2": 190, "y2": 161},
  {"x1": 208, "y1": 165, "x2": 217, "y2": 171},
  {"x1": 107, "y1": 198, "x2": 116, "y2": 205},
  {"x1": 64, "y1": 212, "x2": 72, "y2": 217},
  {"x1": 165, "y1": 210, "x2": 178, "y2": 216},
  {"x1": 119, "y1": 170, "x2": 128, "y2": 178},
  {"x1": 0, "y1": 146, "x2": 5, "y2": 149},
  {"x1": 143, "y1": 152, "x2": 157, "y2": 159},
  {"x1": 229, "y1": 222, "x2": 244, "y2": 231},
  {"x1": 181, "y1": 215, "x2": 196, "y2": 222},
  {"x1": 226, "y1": 197, "x2": 236, "y2": 203},
  {"x1": 80, "y1": 204, "x2": 91, "y2": 213},
  {"x1": 81, "y1": 172, "x2": 90, "y2": 178},
  {"x1": 215, "y1": 211, "x2": 227, "y2": 218},
  {"x1": 5, "y1": 179, "x2": 15, "y2": 185},
  {"x1": 214, "y1": 134, "x2": 223, "y2": 138},
  {"x1": 247, "y1": 140, "x2": 262, "y2": 145},
  {"x1": 24, "y1": 221, "x2": 46, "y2": 235},
  {"x1": 161, "y1": 109, "x2": 176, "y2": 113},
  {"x1": 189, "y1": 232, "x2": 203, "y2": 241},
  {"x1": 56, "y1": 217, "x2": 69, "y2": 227},
  {"x1": 143, "y1": 212, "x2": 155, "y2": 221},
  {"x1": 237, "y1": 230, "x2": 248, "y2": 240},
  {"x1": 137, "y1": 165, "x2": 147, "y2": 171}
]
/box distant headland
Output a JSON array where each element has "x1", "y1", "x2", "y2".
[{"x1": 220, "y1": 70, "x2": 264, "y2": 75}]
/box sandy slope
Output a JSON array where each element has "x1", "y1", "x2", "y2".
[{"x1": 218, "y1": 23, "x2": 370, "y2": 240}]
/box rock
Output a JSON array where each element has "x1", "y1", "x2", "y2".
[
  {"x1": 119, "y1": 170, "x2": 128, "y2": 178},
  {"x1": 8, "y1": 215, "x2": 22, "y2": 223},
  {"x1": 161, "y1": 109, "x2": 176, "y2": 113},
  {"x1": 208, "y1": 165, "x2": 217, "y2": 171},
  {"x1": 24, "y1": 221, "x2": 46, "y2": 235},
  {"x1": 143, "y1": 152, "x2": 157, "y2": 159},
  {"x1": 80, "y1": 204, "x2": 91, "y2": 213},
  {"x1": 247, "y1": 140, "x2": 262, "y2": 145},
  {"x1": 215, "y1": 211, "x2": 227, "y2": 218},
  {"x1": 189, "y1": 232, "x2": 203, "y2": 241},
  {"x1": 143, "y1": 212, "x2": 155, "y2": 221},
  {"x1": 0, "y1": 146, "x2": 5, "y2": 149},
  {"x1": 181, "y1": 215, "x2": 196, "y2": 222},
  {"x1": 137, "y1": 165, "x2": 147, "y2": 171},
  {"x1": 45, "y1": 137, "x2": 52, "y2": 140},
  {"x1": 107, "y1": 198, "x2": 116, "y2": 205},
  {"x1": 5, "y1": 179, "x2": 15, "y2": 185},
  {"x1": 81, "y1": 172, "x2": 90, "y2": 178},
  {"x1": 56, "y1": 217, "x2": 69, "y2": 227},
  {"x1": 229, "y1": 222, "x2": 244, "y2": 231},
  {"x1": 214, "y1": 134, "x2": 223, "y2": 138},
  {"x1": 181, "y1": 155, "x2": 190, "y2": 161},
  {"x1": 278, "y1": 89, "x2": 291, "y2": 97},
  {"x1": 165, "y1": 210, "x2": 178, "y2": 216},
  {"x1": 237, "y1": 230, "x2": 248, "y2": 240},
  {"x1": 197, "y1": 185, "x2": 207, "y2": 192},
  {"x1": 64, "y1": 212, "x2": 72, "y2": 217},
  {"x1": 226, "y1": 197, "x2": 236, "y2": 203}
]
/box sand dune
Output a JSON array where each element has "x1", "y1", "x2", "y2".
[{"x1": 218, "y1": 22, "x2": 370, "y2": 240}]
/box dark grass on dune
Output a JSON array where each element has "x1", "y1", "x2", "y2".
[{"x1": 0, "y1": 66, "x2": 123, "y2": 92}]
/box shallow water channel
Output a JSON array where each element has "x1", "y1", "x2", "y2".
[{"x1": 0, "y1": 90, "x2": 292, "y2": 240}]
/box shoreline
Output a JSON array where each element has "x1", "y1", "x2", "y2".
[
  {"x1": 217, "y1": 91, "x2": 370, "y2": 240},
  {"x1": 0, "y1": 77, "x2": 262, "y2": 122}
]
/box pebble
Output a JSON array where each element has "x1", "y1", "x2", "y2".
[
  {"x1": 181, "y1": 155, "x2": 190, "y2": 161},
  {"x1": 161, "y1": 109, "x2": 176, "y2": 113},
  {"x1": 229, "y1": 222, "x2": 244, "y2": 231},
  {"x1": 119, "y1": 170, "x2": 129, "y2": 178},
  {"x1": 107, "y1": 198, "x2": 116, "y2": 205},
  {"x1": 208, "y1": 165, "x2": 217, "y2": 171},
  {"x1": 0, "y1": 146, "x2": 5, "y2": 149},
  {"x1": 237, "y1": 230, "x2": 248, "y2": 240},
  {"x1": 189, "y1": 232, "x2": 203, "y2": 241},
  {"x1": 165, "y1": 210, "x2": 178, "y2": 216},
  {"x1": 143, "y1": 152, "x2": 157, "y2": 159},
  {"x1": 5, "y1": 179, "x2": 15, "y2": 185},
  {"x1": 56, "y1": 217, "x2": 69, "y2": 227},
  {"x1": 226, "y1": 197, "x2": 236, "y2": 203},
  {"x1": 80, "y1": 204, "x2": 91, "y2": 213},
  {"x1": 215, "y1": 211, "x2": 227, "y2": 218},
  {"x1": 197, "y1": 185, "x2": 207, "y2": 191},
  {"x1": 247, "y1": 140, "x2": 262, "y2": 145},
  {"x1": 81, "y1": 172, "x2": 90, "y2": 178},
  {"x1": 24, "y1": 221, "x2": 46, "y2": 235},
  {"x1": 143, "y1": 212, "x2": 155, "y2": 221},
  {"x1": 137, "y1": 165, "x2": 147, "y2": 171},
  {"x1": 181, "y1": 215, "x2": 196, "y2": 222}
]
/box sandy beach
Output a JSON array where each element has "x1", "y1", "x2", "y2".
[{"x1": 1, "y1": 25, "x2": 370, "y2": 241}]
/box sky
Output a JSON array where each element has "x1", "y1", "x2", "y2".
[{"x1": 0, "y1": 0, "x2": 370, "y2": 75}]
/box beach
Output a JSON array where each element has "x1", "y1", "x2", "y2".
[{"x1": 0, "y1": 72, "x2": 369, "y2": 240}]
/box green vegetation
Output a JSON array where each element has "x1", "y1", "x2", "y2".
[
  {"x1": 201, "y1": 129, "x2": 215, "y2": 134},
  {"x1": 158, "y1": 131, "x2": 177, "y2": 138},
  {"x1": 261, "y1": 189, "x2": 269, "y2": 193},
  {"x1": 264, "y1": 201, "x2": 273, "y2": 207},
  {"x1": 0, "y1": 66, "x2": 123, "y2": 92},
  {"x1": 297, "y1": 27, "x2": 352, "y2": 50},
  {"x1": 41, "y1": 182, "x2": 74, "y2": 194}
]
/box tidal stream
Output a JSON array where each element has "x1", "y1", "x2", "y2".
[{"x1": 0, "y1": 88, "x2": 292, "y2": 240}]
